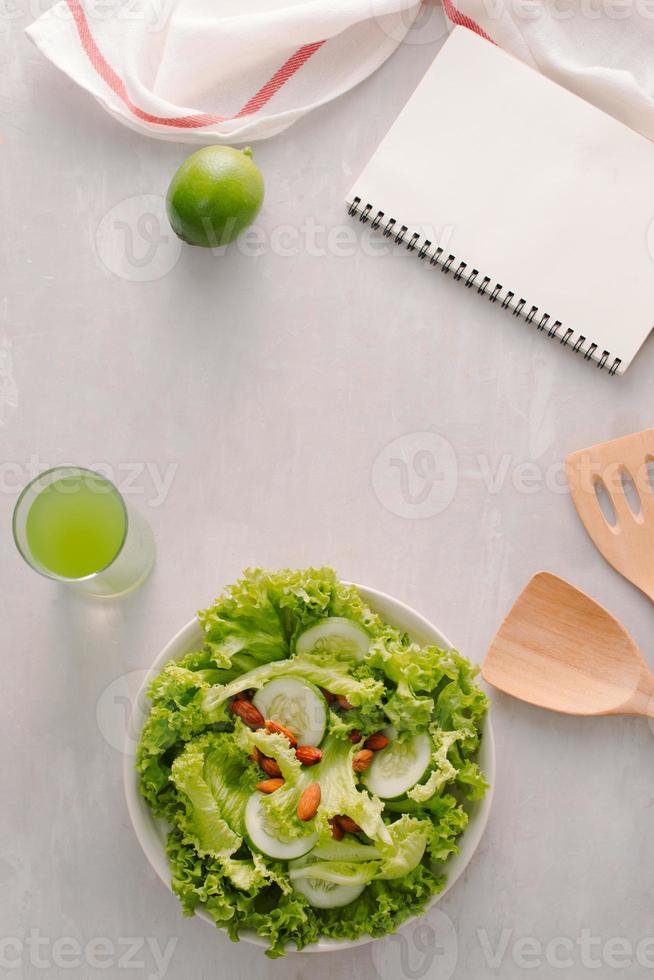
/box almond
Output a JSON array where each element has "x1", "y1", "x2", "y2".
[
  {"x1": 295, "y1": 745, "x2": 322, "y2": 766},
  {"x1": 320, "y1": 687, "x2": 336, "y2": 705},
  {"x1": 337, "y1": 815, "x2": 362, "y2": 835},
  {"x1": 250, "y1": 746, "x2": 262, "y2": 765},
  {"x1": 297, "y1": 783, "x2": 321, "y2": 821},
  {"x1": 347, "y1": 729, "x2": 362, "y2": 743},
  {"x1": 265, "y1": 720, "x2": 297, "y2": 747},
  {"x1": 329, "y1": 817, "x2": 344, "y2": 841},
  {"x1": 260, "y1": 756, "x2": 282, "y2": 778},
  {"x1": 336, "y1": 694, "x2": 354, "y2": 711},
  {"x1": 256, "y1": 778, "x2": 284, "y2": 793},
  {"x1": 353, "y1": 749, "x2": 374, "y2": 773},
  {"x1": 231, "y1": 699, "x2": 265, "y2": 730},
  {"x1": 364, "y1": 732, "x2": 390, "y2": 751}
]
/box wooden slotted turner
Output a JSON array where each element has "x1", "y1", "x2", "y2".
[
  {"x1": 566, "y1": 428, "x2": 654, "y2": 603},
  {"x1": 482, "y1": 572, "x2": 654, "y2": 717}
]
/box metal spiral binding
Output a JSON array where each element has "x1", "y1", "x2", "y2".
[{"x1": 347, "y1": 197, "x2": 621, "y2": 376}]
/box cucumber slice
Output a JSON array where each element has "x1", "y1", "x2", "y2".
[
  {"x1": 361, "y1": 726, "x2": 431, "y2": 800},
  {"x1": 296, "y1": 617, "x2": 370, "y2": 661},
  {"x1": 244, "y1": 792, "x2": 316, "y2": 861},
  {"x1": 252, "y1": 677, "x2": 326, "y2": 745},
  {"x1": 289, "y1": 854, "x2": 366, "y2": 909},
  {"x1": 291, "y1": 875, "x2": 366, "y2": 909}
]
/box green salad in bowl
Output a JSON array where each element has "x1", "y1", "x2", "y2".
[{"x1": 130, "y1": 568, "x2": 491, "y2": 957}]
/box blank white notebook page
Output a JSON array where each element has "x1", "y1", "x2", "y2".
[{"x1": 347, "y1": 27, "x2": 654, "y2": 375}]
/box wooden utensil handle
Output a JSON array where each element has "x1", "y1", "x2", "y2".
[{"x1": 617, "y1": 671, "x2": 654, "y2": 718}]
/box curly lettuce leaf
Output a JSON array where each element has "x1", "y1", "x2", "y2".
[
  {"x1": 170, "y1": 736, "x2": 243, "y2": 859},
  {"x1": 198, "y1": 569, "x2": 289, "y2": 671},
  {"x1": 383, "y1": 792, "x2": 470, "y2": 863},
  {"x1": 433, "y1": 676, "x2": 488, "y2": 755},
  {"x1": 404, "y1": 722, "x2": 488, "y2": 805},
  {"x1": 202, "y1": 652, "x2": 385, "y2": 720},
  {"x1": 382, "y1": 688, "x2": 435, "y2": 732},
  {"x1": 314, "y1": 577, "x2": 387, "y2": 641},
  {"x1": 169, "y1": 815, "x2": 442, "y2": 955},
  {"x1": 378, "y1": 815, "x2": 431, "y2": 878},
  {"x1": 136, "y1": 666, "x2": 212, "y2": 817},
  {"x1": 367, "y1": 632, "x2": 447, "y2": 734},
  {"x1": 202, "y1": 733, "x2": 260, "y2": 834},
  {"x1": 325, "y1": 662, "x2": 389, "y2": 738},
  {"x1": 144, "y1": 665, "x2": 212, "y2": 747},
  {"x1": 316, "y1": 863, "x2": 444, "y2": 942},
  {"x1": 314, "y1": 733, "x2": 389, "y2": 844},
  {"x1": 289, "y1": 816, "x2": 430, "y2": 888},
  {"x1": 326, "y1": 704, "x2": 387, "y2": 740},
  {"x1": 312, "y1": 838, "x2": 381, "y2": 862},
  {"x1": 368, "y1": 631, "x2": 487, "y2": 741},
  {"x1": 454, "y1": 758, "x2": 488, "y2": 801},
  {"x1": 199, "y1": 567, "x2": 382, "y2": 669},
  {"x1": 220, "y1": 852, "x2": 288, "y2": 893},
  {"x1": 260, "y1": 566, "x2": 389, "y2": 651},
  {"x1": 424, "y1": 795, "x2": 470, "y2": 861},
  {"x1": 235, "y1": 724, "x2": 303, "y2": 783},
  {"x1": 265, "y1": 567, "x2": 339, "y2": 638},
  {"x1": 167, "y1": 828, "x2": 319, "y2": 958},
  {"x1": 368, "y1": 631, "x2": 461, "y2": 692},
  {"x1": 169, "y1": 731, "x2": 260, "y2": 850},
  {"x1": 407, "y1": 729, "x2": 462, "y2": 803},
  {"x1": 169, "y1": 731, "x2": 296, "y2": 893}
]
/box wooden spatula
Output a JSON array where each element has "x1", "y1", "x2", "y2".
[
  {"x1": 566, "y1": 429, "x2": 654, "y2": 603},
  {"x1": 482, "y1": 572, "x2": 654, "y2": 717}
]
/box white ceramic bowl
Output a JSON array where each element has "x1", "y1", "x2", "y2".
[{"x1": 124, "y1": 583, "x2": 495, "y2": 953}]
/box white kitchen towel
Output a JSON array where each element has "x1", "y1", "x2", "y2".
[
  {"x1": 26, "y1": 0, "x2": 654, "y2": 145},
  {"x1": 26, "y1": 0, "x2": 422, "y2": 143},
  {"x1": 443, "y1": 0, "x2": 654, "y2": 142}
]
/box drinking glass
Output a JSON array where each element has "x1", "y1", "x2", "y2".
[{"x1": 12, "y1": 466, "x2": 155, "y2": 597}]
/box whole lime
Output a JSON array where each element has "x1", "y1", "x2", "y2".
[{"x1": 166, "y1": 146, "x2": 264, "y2": 248}]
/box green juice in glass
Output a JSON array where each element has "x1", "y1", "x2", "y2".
[{"x1": 25, "y1": 474, "x2": 127, "y2": 579}]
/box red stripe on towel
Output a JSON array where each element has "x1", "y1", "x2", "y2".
[
  {"x1": 66, "y1": 0, "x2": 325, "y2": 129},
  {"x1": 441, "y1": 0, "x2": 496, "y2": 43}
]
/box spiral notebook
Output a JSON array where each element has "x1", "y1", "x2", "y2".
[{"x1": 346, "y1": 27, "x2": 654, "y2": 376}]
